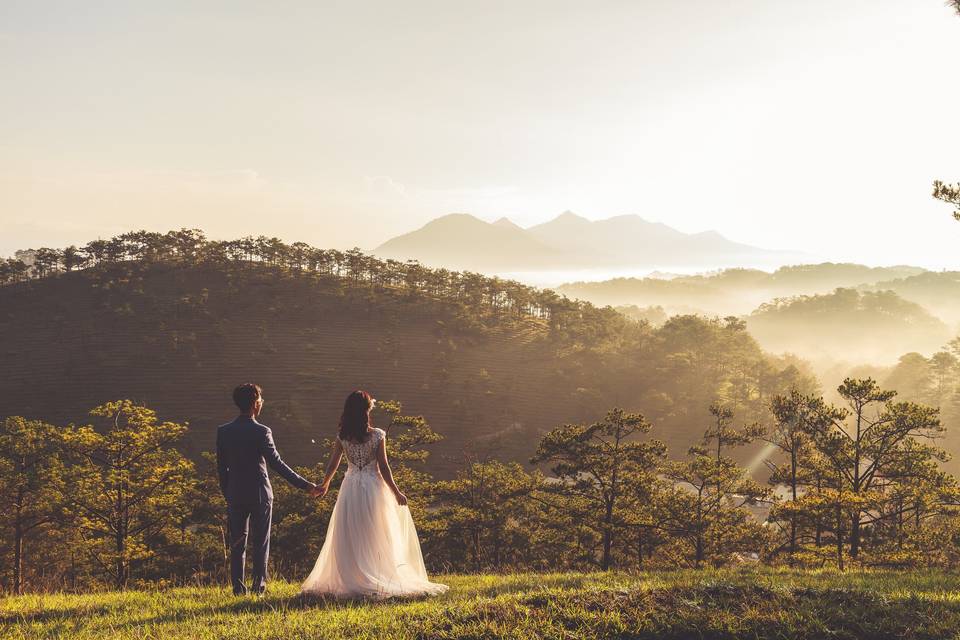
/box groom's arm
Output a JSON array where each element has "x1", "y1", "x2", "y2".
[
  {"x1": 261, "y1": 428, "x2": 314, "y2": 491},
  {"x1": 215, "y1": 428, "x2": 229, "y2": 498}
]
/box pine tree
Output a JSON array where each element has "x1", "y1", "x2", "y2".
[
  {"x1": 933, "y1": 181, "x2": 960, "y2": 220},
  {"x1": 763, "y1": 391, "x2": 844, "y2": 560},
  {"x1": 433, "y1": 458, "x2": 540, "y2": 571},
  {"x1": 0, "y1": 417, "x2": 66, "y2": 594},
  {"x1": 531, "y1": 408, "x2": 666, "y2": 570},
  {"x1": 805, "y1": 379, "x2": 943, "y2": 562},
  {"x1": 63, "y1": 401, "x2": 194, "y2": 588}
]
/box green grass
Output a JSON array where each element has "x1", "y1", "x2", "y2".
[{"x1": 6, "y1": 570, "x2": 960, "y2": 639}]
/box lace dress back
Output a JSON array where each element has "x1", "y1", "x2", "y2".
[{"x1": 340, "y1": 428, "x2": 383, "y2": 475}]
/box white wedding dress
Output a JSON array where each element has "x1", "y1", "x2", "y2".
[{"x1": 300, "y1": 428, "x2": 448, "y2": 599}]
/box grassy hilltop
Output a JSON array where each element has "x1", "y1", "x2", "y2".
[{"x1": 6, "y1": 570, "x2": 960, "y2": 639}]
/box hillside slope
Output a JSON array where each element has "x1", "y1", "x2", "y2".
[
  {"x1": 0, "y1": 261, "x2": 802, "y2": 476},
  {"x1": 0, "y1": 265, "x2": 559, "y2": 476}
]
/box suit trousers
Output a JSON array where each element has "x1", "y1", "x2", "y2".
[{"x1": 227, "y1": 500, "x2": 272, "y2": 595}]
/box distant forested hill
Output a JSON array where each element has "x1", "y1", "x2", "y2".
[
  {"x1": 0, "y1": 231, "x2": 814, "y2": 476},
  {"x1": 560, "y1": 264, "x2": 957, "y2": 367},
  {"x1": 864, "y1": 271, "x2": 960, "y2": 326},
  {"x1": 558, "y1": 263, "x2": 928, "y2": 317},
  {"x1": 746, "y1": 288, "x2": 951, "y2": 365}
]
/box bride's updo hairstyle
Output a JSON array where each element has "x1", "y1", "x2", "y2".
[{"x1": 338, "y1": 390, "x2": 375, "y2": 443}]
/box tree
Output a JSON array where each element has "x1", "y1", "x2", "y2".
[
  {"x1": 270, "y1": 461, "x2": 334, "y2": 579},
  {"x1": 82, "y1": 239, "x2": 108, "y2": 266},
  {"x1": 659, "y1": 450, "x2": 769, "y2": 567},
  {"x1": 806, "y1": 379, "x2": 943, "y2": 561},
  {"x1": 659, "y1": 404, "x2": 769, "y2": 567},
  {"x1": 703, "y1": 402, "x2": 764, "y2": 495},
  {"x1": 885, "y1": 353, "x2": 934, "y2": 403},
  {"x1": 929, "y1": 351, "x2": 959, "y2": 407},
  {"x1": 933, "y1": 181, "x2": 960, "y2": 221},
  {"x1": 531, "y1": 407, "x2": 666, "y2": 570},
  {"x1": 164, "y1": 228, "x2": 206, "y2": 263},
  {"x1": 763, "y1": 391, "x2": 845, "y2": 561},
  {"x1": 433, "y1": 458, "x2": 540, "y2": 571},
  {"x1": 374, "y1": 400, "x2": 443, "y2": 491},
  {"x1": 872, "y1": 438, "x2": 959, "y2": 566},
  {"x1": 32, "y1": 248, "x2": 62, "y2": 278},
  {"x1": 933, "y1": 0, "x2": 958, "y2": 226},
  {"x1": 63, "y1": 401, "x2": 194, "y2": 588},
  {"x1": 60, "y1": 245, "x2": 86, "y2": 272},
  {"x1": 0, "y1": 417, "x2": 66, "y2": 594},
  {"x1": 145, "y1": 451, "x2": 230, "y2": 585},
  {"x1": 0, "y1": 258, "x2": 30, "y2": 284}
]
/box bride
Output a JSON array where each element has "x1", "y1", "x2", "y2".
[{"x1": 301, "y1": 390, "x2": 448, "y2": 599}]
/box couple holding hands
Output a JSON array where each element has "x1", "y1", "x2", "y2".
[{"x1": 216, "y1": 384, "x2": 447, "y2": 599}]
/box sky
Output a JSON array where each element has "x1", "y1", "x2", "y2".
[{"x1": 2, "y1": 0, "x2": 959, "y2": 268}]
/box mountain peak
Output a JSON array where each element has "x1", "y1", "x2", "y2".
[
  {"x1": 374, "y1": 212, "x2": 559, "y2": 270},
  {"x1": 554, "y1": 211, "x2": 589, "y2": 224},
  {"x1": 493, "y1": 217, "x2": 523, "y2": 231},
  {"x1": 426, "y1": 213, "x2": 487, "y2": 227},
  {"x1": 693, "y1": 230, "x2": 728, "y2": 241}
]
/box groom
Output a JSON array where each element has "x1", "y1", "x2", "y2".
[{"x1": 216, "y1": 383, "x2": 318, "y2": 595}]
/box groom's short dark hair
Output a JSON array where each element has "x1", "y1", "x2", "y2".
[{"x1": 233, "y1": 383, "x2": 262, "y2": 412}]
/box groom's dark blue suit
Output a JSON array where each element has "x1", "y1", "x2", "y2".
[{"x1": 216, "y1": 415, "x2": 312, "y2": 595}]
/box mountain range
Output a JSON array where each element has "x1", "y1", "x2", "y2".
[{"x1": 374, "y1": 212, "x2": 789, "y2": 272}]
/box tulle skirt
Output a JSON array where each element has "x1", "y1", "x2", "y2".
[{"x1": 300, "y1": 467, "x2": 448, "y2": 599}]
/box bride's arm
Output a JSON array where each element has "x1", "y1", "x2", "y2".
[
  {"x1": 317, "y1": 439, "x2": 343, "y2": 498},
  {"x1": 376, "y1": 435, "x2": 408, "y2": 506}
]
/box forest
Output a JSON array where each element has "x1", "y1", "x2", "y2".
[
  {"x1": 559, "y1": 264, "x2": 960, "y2": 369},
  {"x1": 0, "y1": 229, "x2": 819, "y2": 473},
  {"x1": 2, "y1": 229, "x2": 960, "y2": 595}
]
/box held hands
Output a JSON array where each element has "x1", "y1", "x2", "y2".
[{"x1": 309, "y1": 481, "x2": 403, "y2": 504}]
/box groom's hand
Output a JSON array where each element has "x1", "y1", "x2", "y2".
[{"x1": 309, "y1": 483, "x2": 327, "y2": 498}]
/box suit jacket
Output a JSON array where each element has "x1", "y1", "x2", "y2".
[{"x1": 216, "y1": 415, "x2": 311, "y2": 505}]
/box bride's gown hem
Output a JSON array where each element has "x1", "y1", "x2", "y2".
[{"x1": 300, "y1": 428, "x2": 448, "y2": 599}]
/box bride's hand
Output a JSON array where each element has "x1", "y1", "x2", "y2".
[{"x1": 394, "y1": 490, "x2": 408, "y2": 506}]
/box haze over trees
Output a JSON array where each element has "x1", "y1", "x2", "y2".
[
  {"x1": 561, "y1": 266, "x2": 960, "y2": 373},
  {"x1": 746, "y1": 288, "x2": 951, "y2": 364},
  {"x1": 557, "y1": 264, "x2": 929, "y2": 316},
  {"x1": 0, "y1": 229, "x2": 814, "y2": 476},
  {"x1": 1, "y1": 227, "x2": 959, "y2": 593}
]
